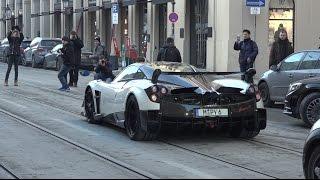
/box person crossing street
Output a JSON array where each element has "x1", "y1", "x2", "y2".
[{"x1": 58, "y1": 36, "x2": 74, "y2": 92}]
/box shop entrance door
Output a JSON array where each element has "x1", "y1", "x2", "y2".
[{"x1": 190, "y1": 0, "x2": 208, "y2": 69}]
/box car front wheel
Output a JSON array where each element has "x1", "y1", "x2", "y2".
[
  {"x1": 300, "y1": 93, "x2": 320, "y2": 127},
  {"x1": 306, "y1": 146, "x2": 320, "y2": 179},
  {"x1": 125, "y1": 95, "x2": 157, "y2": 141},
  {"x1": 259, "y1": 82, "x2": 274, "y2": 107},
  {"x1": 84, "y1": 88, "x2": 100, "y2": 124}
]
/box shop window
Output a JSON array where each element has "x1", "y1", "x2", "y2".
[{"x1": 269, "y1": 0, "x2": 295, "y2": 47}]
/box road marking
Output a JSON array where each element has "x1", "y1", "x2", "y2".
[
  {"x1": 163, "y1": 160, "x2": 217, "y2": 179},
  {"x1": 0, "y1": 98, "x2": 27, "y2": 109}
]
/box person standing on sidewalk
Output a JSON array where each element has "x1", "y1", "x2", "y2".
[
  {"x1": 58, "y1": 36, "x2": 74, "y2": 92},
  {"x1": 157, "y1": 37, "x2": 182, "y2": 63},
  {"x1": 234, "y1": 29, "x2": 259, "y2": 80},
  {"x1": 4, "y1": 26, "x2": 24, "y2": 86},
  {"x1": 89, "y1": 36, "x2": 105, "y2": 66},
  {"x1": 68, "y1": 31, "x2": 84, "y2": 87},
  {"x1": 269, "y1": 30, "x2": 294, "y2": 68}
]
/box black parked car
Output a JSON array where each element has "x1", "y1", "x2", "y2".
[
  {"x1": 284, "y1": 77, "x2": 320, "y2": 127},
  {"x1": 303, "y1": 120, "x2": 320, "y2": 179}
]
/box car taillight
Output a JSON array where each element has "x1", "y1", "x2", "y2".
[{"x1": 145, "y1": 85, "x2": 169, "y2": 103}]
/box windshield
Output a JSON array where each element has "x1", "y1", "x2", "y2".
[
  {"x1": 41, "y1": 40, "x2": 62, "y2": 47},
  {"x1": 21, "y1": 41, "x2": 31, "y2": 49}
]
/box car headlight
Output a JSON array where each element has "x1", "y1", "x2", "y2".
[{"x1": 288, "y1": 83, "x2": 302, "y2": 93}]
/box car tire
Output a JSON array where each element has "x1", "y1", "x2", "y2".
[
  {"x1": 125, "y1": 95, "x2": 157, "y2": 141},
  {"x1": 300, "y1": 93, "x2": 320, "y2": 127},
  {"x1": 306, "y1": 146, "x2": 320, "y2": 179},
  {"x1": 84, "y1": 88, "x2": 101, "y2": 124},
  {"x1": 229, "y1": 122, "x2": 260, "y2": 139},
  {"x1": 259, "y1": 82, "x2": 274, "y2": 107},
  {"x1": 22, "y1": 56, "x2": 27, "y2": 66}
]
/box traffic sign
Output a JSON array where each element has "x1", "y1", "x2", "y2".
[
  {"x1": 112, "y1": 4, "x2": 119, "y2": 25},
  {"x1": 246, "y1": 0, "x2": 265, "y2": 7},
  {"x1": 169, "y1": 13, "x2": 179, "y2": 23},
  {"x1": 250, "y1": 7, "x2": 261, "y2": 15}
]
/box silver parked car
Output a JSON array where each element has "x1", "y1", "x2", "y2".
[{"x1": 258, "y1": 50, "x2": 320, "y2": 106}]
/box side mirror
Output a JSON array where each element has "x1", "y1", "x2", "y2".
[
  {"x1": 270, "y1": 65, "x2": 279, "y2": 72},
  {"x1": 151, "y1": 69, "x2": 162, "y2": 84}
]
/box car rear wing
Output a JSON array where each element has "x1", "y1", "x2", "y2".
[{"x1": 151, "y1": 68, "x2": 256, "y2": 84}]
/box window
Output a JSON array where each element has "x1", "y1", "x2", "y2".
[
  {"x1": 299, "y1": 52, "x2": 320, "y2": 70},
  {"x1": 114, "y1": 66, "x2": 139, "y2": 82},
  {"x1": 280, "y1": 52, "x2": 304, "y2": 71},
  {"x1": 269, "y1": 0, "x2": 295, "y2": 47}
]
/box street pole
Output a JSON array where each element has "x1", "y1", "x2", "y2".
[{"x1": 171, "y1": 1, "x2": 175, "y2": 38}]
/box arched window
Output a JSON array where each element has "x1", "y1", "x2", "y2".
[{"x1": 269, "y1": 0, "x2": 295, "y2": 46}]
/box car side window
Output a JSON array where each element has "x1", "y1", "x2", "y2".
[
  {"x1": 113, "y1": 66, "x2": 139, "y2": 82},
  {"x1": 299, "y1": 52, "x2": 320, "y2": 70},
  {"x1": 280, "y1": 52, "x2": 305, "y2": 71}
]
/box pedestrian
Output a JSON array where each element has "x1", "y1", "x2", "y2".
[
  {"x1": 274, "y1": 24, "x2": 285, "y2": 41},
  {"x1": 58, "y1": 36, "x2": 74, "y2": 92},
  {"x1": 68, "y1": 31, "x2": 84, "y2": 87},
  {"x1": 94, "y1": 56, "x2": 115, "y2": 82},
  {"x1": 157, "y1": 37, "x2": 182, "y2": 63},
  {"x1": 89, "y1": 36, "x2": 106, "y2": 66},
  {"x1": 4, "y1": 26, "x2": 24, "y2": 86},
  {"x1": 269, "y1": 30, "x2": 294, "y2": 68},
  {"x1": 234, "y1": 29, "x2": 259, "y2": 80}
]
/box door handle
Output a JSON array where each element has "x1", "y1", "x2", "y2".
[{"x1": 288, "y1": 74, "x2": 293, "y2": 78}]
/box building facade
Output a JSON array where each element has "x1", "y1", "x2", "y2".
[{"x1": 0, "y1": 0, "x2": 319, "y2": 74}]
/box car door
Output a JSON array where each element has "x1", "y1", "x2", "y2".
[
  {"x1": 296, "y1": 51, "x2": 320, "y2": 79},
  {"x1": 269, "y1": 52, "x2": 305, "y2": 101},
  {"x1": 99, "y1": 66, "x2": 140, "y2": 118}
]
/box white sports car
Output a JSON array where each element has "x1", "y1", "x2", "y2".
[{"x1": 83, "y1": 62, "x2": 266, "y2": 141}]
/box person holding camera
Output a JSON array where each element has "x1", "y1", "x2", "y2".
[
  {"x1": 69, "y1": 31, "x2": 84, "y2": 87},
  {"x1": 4, "y1": 26, "x2": 24, "y2": 86},
  {"x1": 94, "y1": 56, "x2": 114, "y2": 82},
  {"x1": 58, "y1": 36, "x2": 74, "y2": 92}
]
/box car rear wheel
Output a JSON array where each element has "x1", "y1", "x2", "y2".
[
  {"x1": 306, "y1": 146, "x2": 320, "y2": 179},
  {"x1": 259, "y1": 82, "x2": 274, "y2": 107},
  {"x1": 125, "y1": 95, "x2": 157, "y2": 141},
  {"x1": 84, "y1": 88, "x2": 100, "y2": 124},
  {"x1": 300, "y1": 93, "x2": 320, "y2": 127},
  {"x1": 229, "y1": 121, "x2": 260, "y2": 139}
]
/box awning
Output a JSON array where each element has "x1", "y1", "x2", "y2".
[{"x1": 152, "y1": 0, "x2": 173, "y2": 4}]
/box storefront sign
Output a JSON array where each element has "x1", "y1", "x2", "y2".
[
  {"x1": 112, "y1": 4, "x2": 119, "y2": 25},
  {"x1": 169, "y1": 12, "x2": 178, "y2": 23},
  {"x1": 250, "y1": 7, "x2": 261, "y2": 14},
  {"x1": 246, "y1": 0, "x2": 265, "y2": 7}
]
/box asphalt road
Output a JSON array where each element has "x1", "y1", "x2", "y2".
[{"x1": 0, "y1": 63, "x2": 310, "y2": 179}]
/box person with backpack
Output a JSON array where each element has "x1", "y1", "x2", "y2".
[
  {"x1": 4, "y1": 26, "x2": 24, "y2": 86},
  {"x1": 234, "y1": 29, "x2": 259, "y2": 80},
  {"x1": 68, "y1": 31, "x2": 84, "y2": 87},
  {"x1": 58, "y1": 36, "x2": 74, "y2": 92},
  {"x1": 157, "y1": 37, "x2": 182, "y2": 63}
]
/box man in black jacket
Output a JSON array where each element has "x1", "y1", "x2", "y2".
[
  {"x1": 94, "y1": 56, "x2": 115, "y2": 82},
  {"x1": 157, "y1": 37, "x2": 182, "y2": 63},
  {"x1": 234, "y1": 29, "x2": 258, "y2": 80},
  {"x1": 4, "y1": 26, "x2": 24, "y2": 86},
  {"x1": 58, "y1": 36, "x2": 74, "y2": 92},
  {"x1": 69, "y1": 31, "x2": 84, "y2": 87}
]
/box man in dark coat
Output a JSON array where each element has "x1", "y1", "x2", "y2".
[
  {"x1": 269, "y1": 30, "x2": 294, "y2": 68},
  {"x1": 157, "y1": 37, "x2": 182, "y2": 63},
  {"x1": 234, "y1": 29, "x2": 259, "y2": 78},
  {"x1": 4, "y1": 26, "x2": 24, "y2": 86},
  {"x1": 94, "y1": 56, "x2": 115, "y2": 82},
  {"x1": 58, "y1": 36, "x2": 74, "y2": 92},
  {"x1": 69, "y1": 31, "x2": 84, "y2": 87}
]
